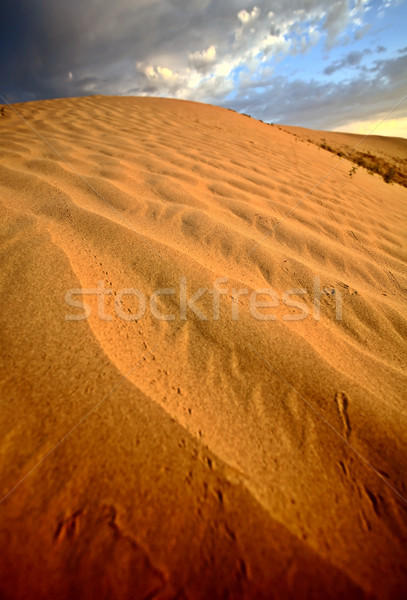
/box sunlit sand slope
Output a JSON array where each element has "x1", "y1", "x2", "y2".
[{"x1": 0, "y1": 96, "x2": 406, "y2": 599}]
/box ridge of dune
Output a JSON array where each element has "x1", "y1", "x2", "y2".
[
  {"x1": 280, "y1": 123, "x2": 407, "y2": 187},
  {"x1": 0, "y1": 96, "x2": 407, "y2": 599}
]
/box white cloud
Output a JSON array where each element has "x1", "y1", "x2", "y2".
[
  {"x1": 189, "y1": 45, "x2": 217, "y2": 73},
  {"x1": 261, "y1": 34, "x2": 291, "y2": 57},
  {"x1": 237, "y1": 6, "x2": 260, "y2": 24},
  {"x1": 136, "y1": 62, "x2": 188, "y2": 96},
  {"x1": 213, "y1": 60, "x2": 234, "y2": 77},
  {"x1": 131, "y1": 1, "x2": 364, "y2": 108}
]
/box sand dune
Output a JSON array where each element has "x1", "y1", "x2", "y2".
[
  {"x1": 0, "y1": 96, "x2": 406, "y2": 599},
  {"x1": 280, "y1": 124, "x2": 407, "y2": 187}
]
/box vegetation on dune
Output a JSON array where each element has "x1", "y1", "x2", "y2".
[
  {"x1": 319, "y1": 142, "x2": 405, "y2": 186},
  {"x1": 279, "y1": 126, "x2": 406, "y2": 187}
]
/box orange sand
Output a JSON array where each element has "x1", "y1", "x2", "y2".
[{"x1": 0, "y1": 96, "x2": 406, "y2": 599}]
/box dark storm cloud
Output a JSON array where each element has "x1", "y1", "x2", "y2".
[
  {"x1": 1, "y1": 0, "x2": 368, "y2": 102},
  {"x1": 1, "y1": 0, "x2": 403, "y2": 132},
  {"x1": 2, "y1": 0, "x2": 267, "y2": 100}
]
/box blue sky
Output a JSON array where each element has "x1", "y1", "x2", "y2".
[{"x1": 1, "y1": 0, "x2": 406, "y2": 135}]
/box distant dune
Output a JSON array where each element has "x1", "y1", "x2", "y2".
[
  {"x1": 280, "y1": 124, "x2": 407, "y2": 187},
  {"x1": 0, "y1": 96, "x2": 406, "y2": 599}
]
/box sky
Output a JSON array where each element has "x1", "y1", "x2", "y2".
[{"x1": 1, "y1": 0, "x2": 407, "y2": 136}]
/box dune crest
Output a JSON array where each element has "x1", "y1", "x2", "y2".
[{"x1": 0, "y1": 96, "x2": 406, "y2": 598}]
